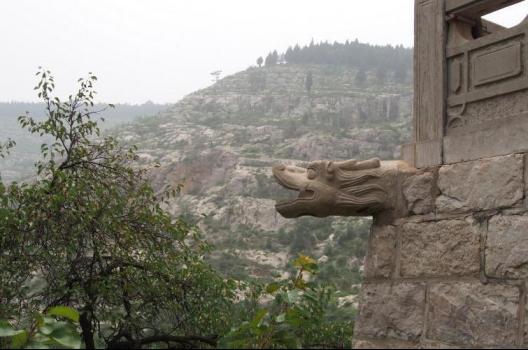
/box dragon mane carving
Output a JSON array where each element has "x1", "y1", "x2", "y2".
[{"x1": 272, "y1": 158, "x2": 412, "y2": 218}]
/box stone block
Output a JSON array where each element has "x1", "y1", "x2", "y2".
[
  {"x1": 486, "y1": 214, "x2": 528, "y2": 279},
  {"x1": 436, "y1": 154, "x2": 523, "y2": 213},
  {"x1": 364, "y1": 225, "x2": 397, "y2": 279},
  {"x1": 443, "y1": 117, "x2": 528, "y2": 164},
  {"x1": 402, "y1": 172, "x2": 435, "y2": 215},
  {"x1": 354, "y1": 283, "x2": 425, "y2": 342},
  {"x1": 400, "y1": 219, "x2": 480, "y2": 278},
  {"x1": 524, "y1": 153, "x2": 528, "y2": 206},
  {"x1": 523, "y1": 294, "x2": 528, "y2": 345},
  {"x1": 427, "y1": 282, "x2": 520, "y2": 347}
]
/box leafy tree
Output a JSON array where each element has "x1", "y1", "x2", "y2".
[
  {"x1": 264, "y1": 53, "x2": 271, "y2": 66},
  {"x1": 394, "y1": 64, "x2": 408, "y2": 83},
  {"x1": 0, "y1": 139, "x2": 15, "y2": 181},
  {"x1": 256, "y1": 56, "x2": 263, "y2": 68},
  {"x1": 375, "y1": 66, "x2": 387, "y2": 84},
  {"x1": 0, "y1": 139, "x2": 15, "y2": 159},
  {"x1": 264, "y1": 51, "x2": 279, "y2": 66},
  {"x1": 265, "y1": 39, "x2": 412, "y2": 79},
  {"x1": 220, "y1": 255, "x2": 354, "y2": 349},
  {"x1": 305, "y1": 71, "x2": 313, "y2": 93},
  {"x1": 0, "y1": 68, "x2": 238, "y2": 349},
  {"x1": 271, "y1": 50, "x2": 279, "y2": 65},
  {"x1": 211, "y1": 70, "x2": 222, "y2": 83},
  {"x1": 355, "y1": 68, "x2": 367, "y2": 85},
  {"x1": 0, "y1": 307, "x2": 81, "y2": 349}
]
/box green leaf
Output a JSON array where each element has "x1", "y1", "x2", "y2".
[
  {"x1": 293, "y1": 254, "x2": 317, "y2": 269},
  {"x1": 25, "y1": 333, "x2": 54, "y2": 349},
  {"x1": 49, "y1": 326, "x2": 82, "y2": 349},
  {"x1": 285, "y1": 308, "x2": 304, "y2": 327},
  {"x1": 39, "y1": 318, "x2": 69, "y2": 335},
  {"x1": 10, "y1": 330, "x2": 28, "y2": 349},
  {"x1": 286, "y1": 290, "x2": 300, "y2": 304},
  {"x1": 250, "y1": 309, "x2": 267, "y2": 329},
  {"x1": 304, "y1": 262, "x2": 319, "y2": 274},
  {"x1": 265, "y1": 282, "x2": 281, "y2": 294},
  {"x1": 0, "y1": 321, "x2": 25, "y2": 337},
  {"x1": 46, "y1": 306, "x2": 79, "y2": 323}
]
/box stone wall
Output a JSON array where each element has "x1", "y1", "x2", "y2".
[{"x1": 354, "y1": 153, "x2": 528, "y2": 348}]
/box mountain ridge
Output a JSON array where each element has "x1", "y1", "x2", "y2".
[{"x1": 114, "y1": 62, "x2": 413, "y2": 294}]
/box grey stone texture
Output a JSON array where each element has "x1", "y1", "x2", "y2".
[
  {"x1": 486, "y1": 214, "x2": 528, "y2": 279},
  {"x1": 272, "y1": 159, "x2": 414, "y2": 219},
  {"x1": 402, "y1": 171, "x2": 435, "y2": 215},
  {"x1": 354, "y1": 0, "x2": 528, "y2": 346},
  {"x1": 364, "y1": 225, "x2": 397, "y2": 279},
  {"x1": 436, "y1": 154, "x2": 523, "y2": 213},
  {"x1": 353, "y1": 339, "x2": 420, "y2": 349},
  {"x1": 354, "y1": 283, "x2": 425, "y2": 342},
  {"x1": 427, "y1": 282, "x2": 520, "y2": 347},
  {"x1": 353, "y1": 153, "x2": 528, "y2": 348},
  {"x1": 400, "y1": 219, "x2": 480, "y2": 278}
]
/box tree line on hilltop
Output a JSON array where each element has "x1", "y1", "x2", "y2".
[{"x1": 256, "y1": 39, "x2": 412, "y2": 82}]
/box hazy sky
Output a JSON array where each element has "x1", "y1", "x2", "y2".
[{"x1": 1, "y1": 0, "x2": 527, "y2": 104}]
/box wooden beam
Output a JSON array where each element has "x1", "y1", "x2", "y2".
[{"x1": 446, "y1": 0, "x2": 524, "y2": 18}]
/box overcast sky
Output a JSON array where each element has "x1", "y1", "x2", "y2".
[{"x1": 0, "y1": 0, "x2": 527, "y2": 104}]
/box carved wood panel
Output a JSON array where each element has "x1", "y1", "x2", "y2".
[{"x1": 446, "y1": 23, "x2": 528, "y2": 131}]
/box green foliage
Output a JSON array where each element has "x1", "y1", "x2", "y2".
[
  {"x1": 282, "y1": 39, "x2": 412, "y2": 74},
  {"x1": 305, "y1": 71, "x2": 313, "y2": 93},
  {"x1": 355, "y1": 68, "x2": 367, "y2": 85},
  {"x1": 0, "y1": 139, "x2": 15, "y2": 159},
  {"x1": 0, "y1": 139, "x2": 15, "y2": 181},
  {"x1": 0, "y1": 69, "x2": 238, "y2": 349},
  {"x1": 220, "y1": 255, "x2": 354, "y2": 349},
  {"x1": 264, "y1": 50, "x2": 279, "y2": 66},
  {"x1": 0, "y1": 307, "x2": 81, "y2": 349}
]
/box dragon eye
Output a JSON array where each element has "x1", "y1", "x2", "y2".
[{"x1": 307, "y1": 168, "x2": 317, "y2": 179}]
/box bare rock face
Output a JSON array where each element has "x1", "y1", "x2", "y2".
[
  {"x1": 427, "y1": 282, "x2": 520, "y2": 347},
  {"x1": 354, "y1": 283, "x2": 425, "y2": 342},
  {"x1": 436, "y1": 154, "x2": 523, "y2": 213},
  {"x1": 399, "y1": 219, "x2": 480, "y2": 278},
  {"x1": 229, "y1": 196, "x2": 290, "y2": 232},
  {"x1": 486, "y1": 214, "x2": 528, "y2": 279}
]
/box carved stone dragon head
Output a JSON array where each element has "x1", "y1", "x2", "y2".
[{"x1": 272, "y1": 158, "x2": 411, "y2": 218}]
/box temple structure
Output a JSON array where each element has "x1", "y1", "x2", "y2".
[
  {"x1": 404, "y1": 0, "x2": 528, "y2": 167},
  {"x1": 273, "y1": 0, "x2": 528, "y2": 348}
]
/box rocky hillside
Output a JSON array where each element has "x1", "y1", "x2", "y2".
[{"x1": 115, "y1": 63, "x2": 413, "y2": 293}]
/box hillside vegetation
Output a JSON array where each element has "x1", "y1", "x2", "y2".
[
  {"x1": 0, "y1": 41, "x2": 414, "y2": 348},
  {"x1": 0, "y1": 40, "x2": 413, "y2": 306},
  {"x1": 115, "y1": 60, "x2": 413, "y2": 296}
]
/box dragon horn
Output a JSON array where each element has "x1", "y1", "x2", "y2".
[{"x1": 333, "y1": 158, "x2": 381, "y2": 171}]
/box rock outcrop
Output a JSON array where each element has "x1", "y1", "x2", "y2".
[{"x1": 116, "y1": 63, "x2": 412, "y2": 283}]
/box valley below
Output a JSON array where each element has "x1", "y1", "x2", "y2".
[
  {"x1": 0, "y1": 60, "x2": 413, "y2": 309},
  {"x1": 114, "y1": 63, "x2": 413, "y2": 298}
]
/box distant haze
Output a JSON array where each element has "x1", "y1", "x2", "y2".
[{"x1": 1, "y1": 0, "x2": 527, "y2": 104}]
